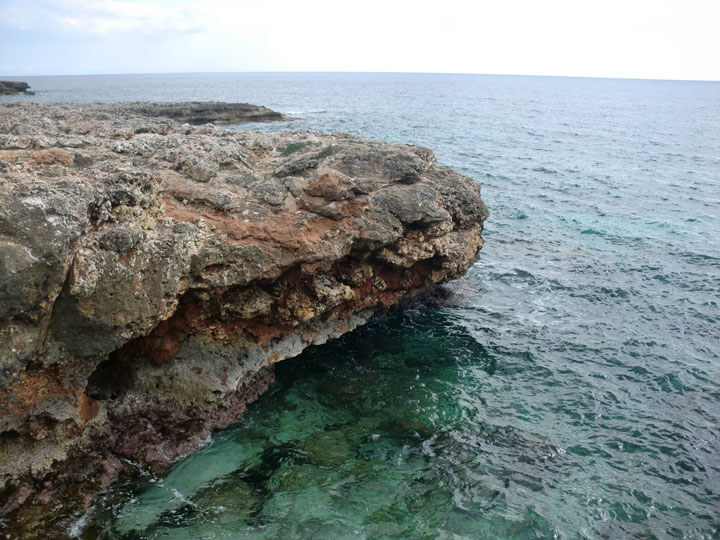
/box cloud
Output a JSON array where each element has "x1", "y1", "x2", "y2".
[{"x1": 0, "y1": 0, "x2": 201, "y2": 37}]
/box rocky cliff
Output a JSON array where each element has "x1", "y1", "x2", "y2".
[{"x1": 0, "y1": 101, "x2": 487, "y2": 535}]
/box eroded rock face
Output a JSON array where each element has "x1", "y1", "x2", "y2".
[{"x1": 0, "y1": 102, "x2": 487, "y2": 533}]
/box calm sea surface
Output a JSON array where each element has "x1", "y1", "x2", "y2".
[{"x1": 5, "y1": 73, "x2": 719, "y2": 539}]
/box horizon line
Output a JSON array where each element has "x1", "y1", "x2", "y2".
[{"x1": 2, "y1": 70, "x2": 719, "y2": 84}]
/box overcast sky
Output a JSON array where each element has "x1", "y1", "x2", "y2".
[{"x1": 1, "y1": 0, "x2": 719, "y2": 80}]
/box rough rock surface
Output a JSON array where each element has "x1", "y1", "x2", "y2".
[
  {"x1": 0, "y1": 101, "x2": 487, "y2": 536},
  {"x1": 0, "y1": 81, "x2": 33, "y2": 96},
  {"x1": 106, "y1": 101, "x2": 286, "y2": 125}
]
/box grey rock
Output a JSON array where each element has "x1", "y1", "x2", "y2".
[
  {"x1": 0, "y1": 81, "x2": 33, "y2": 96},
  {"x1": 99, "y1": 227, "x2": 145, "y2": 253},
  {"x1": 111, "y1": 101, "x2": 286, "y2": 125}
]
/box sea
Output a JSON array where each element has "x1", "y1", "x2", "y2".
[{"x1": 4, "y1": 73, "x2": 719, "y2": 539}]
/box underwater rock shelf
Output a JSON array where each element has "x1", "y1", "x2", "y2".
[{"x1": 0, "y1": 101, "x2": 487, "y2": 534}]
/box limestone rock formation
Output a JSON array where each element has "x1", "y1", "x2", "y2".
[
  {"x1": 0, "y1": 101, "x2": 487, "y2": 534},
  {"x1": 107, "y1": 101, "x2": 286, "y2": 125},
  {"x1": 0, "y1": 81, "x2": 33, "y2": 96}
]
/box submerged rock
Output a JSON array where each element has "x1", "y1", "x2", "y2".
[{"x1": 0, "y1": 101, "x2": 487, "y2": 535}]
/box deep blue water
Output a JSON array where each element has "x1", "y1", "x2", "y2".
[{"x1": 6, "y1": 73, "x2": 719, "y2": 539}]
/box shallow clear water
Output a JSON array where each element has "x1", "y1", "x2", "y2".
[{"x1": 7, "y1": 73, "x2": 719, "y2": 539}]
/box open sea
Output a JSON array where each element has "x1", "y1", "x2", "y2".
[{"x1": 4, "y1": 73, "x2": 719, "y2": 539}]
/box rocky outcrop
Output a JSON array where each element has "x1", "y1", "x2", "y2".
[
  {"x1": 0, "y1": 101, "x2": 487, "y2": 535},
  {"x1": 0, "y1": 81, "x2": 33, "y2": 96},
  {"x1": 109, "y1": 101, "x2": 286, "y2": 125}
]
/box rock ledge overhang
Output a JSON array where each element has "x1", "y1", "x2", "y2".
[{"x1": 0, "y1": 101, "x2": 488, "y2": 528}]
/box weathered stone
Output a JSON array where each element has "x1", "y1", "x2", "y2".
[
  {"x1": 0, "y1": 101, "x2": 488, "y2": 534},
  {"x1": 98, "y1": 227, "x2": 144, "y2": 253},
  {"x1": 0, "y1": 81, "x2": 33, "y2": 96},
  {"x1": 111, "y1": 101, "x2": 286, "y2": 125}
]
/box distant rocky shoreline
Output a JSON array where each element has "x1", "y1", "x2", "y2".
[
  {"x1": 0, "y1": 101, "x2": 487, "y2": 537},
  {"x1": 107, "y1": 101, "x2": 287, "y2": 124},
  {"x1": 0, "y1": 81, "x2": 34, "y2": 96}
]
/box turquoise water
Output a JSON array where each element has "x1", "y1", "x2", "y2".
[{"x1": 9, "y1": 73, "x2": 719, "y2": 538}]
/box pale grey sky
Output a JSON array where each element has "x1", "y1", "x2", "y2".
[{"x1": 1, "y1": 0, "x2": 719, "y2": 80}]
